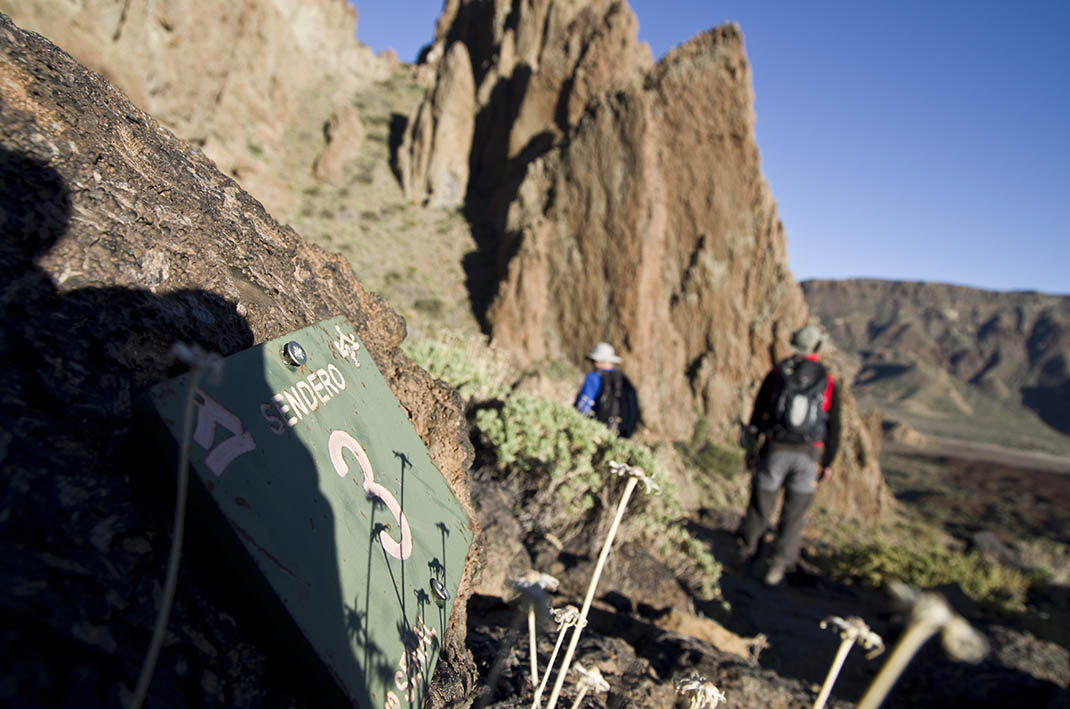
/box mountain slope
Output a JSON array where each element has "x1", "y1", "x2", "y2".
[{"x1": 803, "y1": 279, "x2": 1070, "y2": 453}]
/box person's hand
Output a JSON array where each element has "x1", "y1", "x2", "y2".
[{"x1": 817, "y1": 465, "x2": 832, "y2": 484}]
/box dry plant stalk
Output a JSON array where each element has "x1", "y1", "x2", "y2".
[
  {"x1": 812, "y1": 616, "x2": 884, "y2": 709},
  {"x1": 857, "y1": 581, "x2": 988, "y2": 709},
  {"x1": 531, "y1": 606, "x2": 584, "y2": 708},
  {"x1": 514, "y1": 572, "x2": 558, "y2": 691},
  {"x1": 130, "y1": 344, "x2": 222, "y2": 709},
  {"x1": 542, "y1": 462, "x2": 658, "y2": 709},
  {"x1": 528, "y1": 605, "x2": 539, "y2": 686}
]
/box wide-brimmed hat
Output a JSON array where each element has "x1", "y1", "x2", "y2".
[
  {"x1": 790, "y1": 325, "x2": 824, "y2": 355},
  {"x1": 587, "y1": 342, "x2": 622, "y2": 364}
]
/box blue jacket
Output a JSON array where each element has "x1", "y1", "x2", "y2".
[{"x1": 574, "y1": 370, "x2": 611, "y2": 416}]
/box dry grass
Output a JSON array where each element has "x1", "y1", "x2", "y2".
[{"x1": 265, "y1": 72, "x2": 485, "y2": 342}]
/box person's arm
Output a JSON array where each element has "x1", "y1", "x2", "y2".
[
  {"x1": 819, "y1": 376, "x2": 842, "y2": 475},
  {"x1": 748, "y1": 368, "x2": 779, "y2": 431},
  {"x1": 574, "y1": 371, "x2": 602, "y2": 416}
]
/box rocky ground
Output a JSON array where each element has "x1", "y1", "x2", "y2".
[{"x1": 453, "y1": 444, "x2": 1070, "y2": 709}]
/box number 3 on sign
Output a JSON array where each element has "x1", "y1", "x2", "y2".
[{"x1": 328, "y1": 430, "x2": 413, "y2": 560}]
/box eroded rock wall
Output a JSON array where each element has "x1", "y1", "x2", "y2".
[
  {"x1": 0, "y1": 14, "x2": 475, "y2": 705},
  {"x1": 415, "y1": 2, "x2": 885, "y2": 522},
  {"x1": 0, "y1": 0, "x2": 390, "y2": 212},
  {"x1": 398, "y1": 39, "x2": 476, "y2": 208}
]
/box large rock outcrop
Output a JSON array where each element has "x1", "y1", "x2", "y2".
[
  {"x1": 408, "y1": 1, "x2": 885, "y2": 522},
  {"x1": 0, "y1": 14, "x2": 475, "y2": 706},
  {"x1": 0, "y1": 0, "x2": 390, "y2": 213},
  {"x1": 398, "y1": 40, "x2": 477, "y2": 208}
]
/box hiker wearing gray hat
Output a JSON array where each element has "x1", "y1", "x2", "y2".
[
  {"x1": 736, "y1": 324, "x2": 842, "y2": 586},
  {"x1": 574, "y1": 342, "x2": 640, "y2": 438}
]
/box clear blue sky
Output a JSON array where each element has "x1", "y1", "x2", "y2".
[{"x1": 351, "y1": 1, "x2": 1069, "y2": 295}]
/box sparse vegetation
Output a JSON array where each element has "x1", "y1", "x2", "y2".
[
  {"x1": 406, "y1": 338, "x2": 507, "y2": 400},
  {"x1": 813, "y1": 540, "x2": 1038, "y2": 613},
  {"x1": 407, "y1": 338, "x2": 723, "y2": 599},
  {"x1": 677, "y1": 416, "x2": 745, "y2": 480}
]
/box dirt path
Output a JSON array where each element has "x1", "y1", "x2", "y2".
[
  {"x1": 464, "y1": 508, "x2": 1069, "y2": 708},
  {"x1": 686, "y1": 512, "x2": 1069, "y2": 708},
  {"x1": 892, "y1": 437, "x2": 1070, "y2": 475}
]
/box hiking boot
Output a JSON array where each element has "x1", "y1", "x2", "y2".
[
  {"x1": 733, "y1": 537, "x2": 757, "y2": 566},
  {"x1": 763, "y1": 561, "x2": 788, "y2": 587}
]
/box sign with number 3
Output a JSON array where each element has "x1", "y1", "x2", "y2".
[{"x1": 141, "y1": 317, "x2": 472, "y2": 708}]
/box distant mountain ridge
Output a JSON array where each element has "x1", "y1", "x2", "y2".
[{"x1": 802, "y1": 278, "x2": 1070, "y2": 452}]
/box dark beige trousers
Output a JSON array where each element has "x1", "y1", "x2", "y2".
[{"x1": 737, "y1": 447, "x2": 817, "y2": 567}]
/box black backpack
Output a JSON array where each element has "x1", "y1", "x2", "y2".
[
  {"x1": 596, "y1": 370, "x2": 640, "y2": 438},
  {"x1": 770, "y1": 357, "x2": 829, "y2": 444}
]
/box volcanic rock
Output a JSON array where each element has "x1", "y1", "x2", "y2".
[
  {"x1": 312, "y1": 104, "x2": 365, "y2": 186},
  {"x1": 0, "y1": 13, "x2": 475, "y2": 706},
  {"x1": 398, "y1": 39, "x2": 477, "y2": 208},
  {"x1": 417, "y1": 4, "x2": 886, "y2": 522},
  {"x1": 1, "y1": 0, "x2": 390, "y2": 213}
]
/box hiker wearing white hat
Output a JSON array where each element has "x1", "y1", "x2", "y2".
[
  {"x1": 574, "y1": 342, "x2": 639, "y2": 438},
  {"x1": 736, "y1": 324, "x2": 842, "y2": 586}
]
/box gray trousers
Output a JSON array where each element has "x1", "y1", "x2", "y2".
[{"x1": 738, "y1": 447, "x2": 817, "y2": 567}]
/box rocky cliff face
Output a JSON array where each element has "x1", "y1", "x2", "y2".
[
  {"x1": 0, "y1": 0, "x2": 391, "y2": 214},
  {"x1": 804, "y1": 279, "x2": 1070, "y2": 447},
  {"x1": 403, "y1": 1, "x2": 885, "y2": 521},
  {"x1": 0, "y1": 14, "x2": 474, "y2": 705}
]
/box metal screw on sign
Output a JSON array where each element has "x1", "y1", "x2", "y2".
[
  {"x1": 429, "y1": 578, "x2": 450, "y2": 606},
  {"x1": 283, "y1": 341, "x2": 307, "y2": 366}
]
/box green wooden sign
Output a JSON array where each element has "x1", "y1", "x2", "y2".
[{"x1": 143, "y1": 317, "x2": 473, "y2": 708}]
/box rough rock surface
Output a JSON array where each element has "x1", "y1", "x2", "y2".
[
  {"x1": 427, "y1": 0, "x2": 653, "y2": 175},
  {"x1": 399, "y1": 40, "x2": 477, "y2": 208},
  {"x1": 0, "y1": 0, "x2": 389, "y2": 213},
  {"x1": 415, "y1": 3, "x2": 886, "y2": 523},
  {"x1": 0, "y1": 14, "x2": 475, "y2": 706},
  {"x1": 312, "y1": 104, "x2": 366, "y2": 186}
]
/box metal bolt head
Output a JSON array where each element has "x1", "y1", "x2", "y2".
[
  {"x1": 283, "y1": 341, "x2": 307, "y2": 366},
  {"x1": 429, "y1": 577, "x2": 449, "y2": 605}
]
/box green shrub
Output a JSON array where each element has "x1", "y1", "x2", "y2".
[
  {"x1": 413, "y1": 298, "x2": 444, "y2": 316},
  {"x1": 815, "y1": 540, "x2": 1035, "y2": 613},
  {"x1": 405, "y1": 339, "x2": 504, "y2": 399},
  {"x1": 472, "y1": 391, "x2": 721, "y2": 598},
  {"x1": 407, "y1": 339, "x2": 723, "y2": 599}
]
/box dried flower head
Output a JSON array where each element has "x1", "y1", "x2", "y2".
[
  {"x1": 941, "y1": 614, "x2": 989, "y2": 663},
  {"x1": 858, "y1": 582, "x2": 990, "y2": 709},
  {"x1": 820, "y1": 615, "x2": 885, "y2": 659},
  {"x1": 513, "y1": 572, "x2": 557, "y2": 626},
  {"x1": 551, "y1": 605, "x2": 586, "y2": 629},
  {"x1": 572, "y1": 664, "x2": 610, "y2": 694},
  {"x1": 888, "y1": 580, "x2": 988, "y2": 663},
  {"x1": 674, "y1": 672, "x2": 727, "y2": 709},
  {"x1": 518, "y1": 570, "x2": 561, "y2": 593},
  {"x1": 607, "y1": 460, "x2": 660, "y2": 495}
]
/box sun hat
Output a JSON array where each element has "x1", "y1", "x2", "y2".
[
  {"x1": 587, "y1": 342, "x2": 622, "y2": 364},
  {"x1": 790, "y1": 325, "x2": 824, "y2": 355}
]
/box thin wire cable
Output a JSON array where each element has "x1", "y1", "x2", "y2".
[{"x1": 129, "y1": 367, "x2": 203, "y2": 709}]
